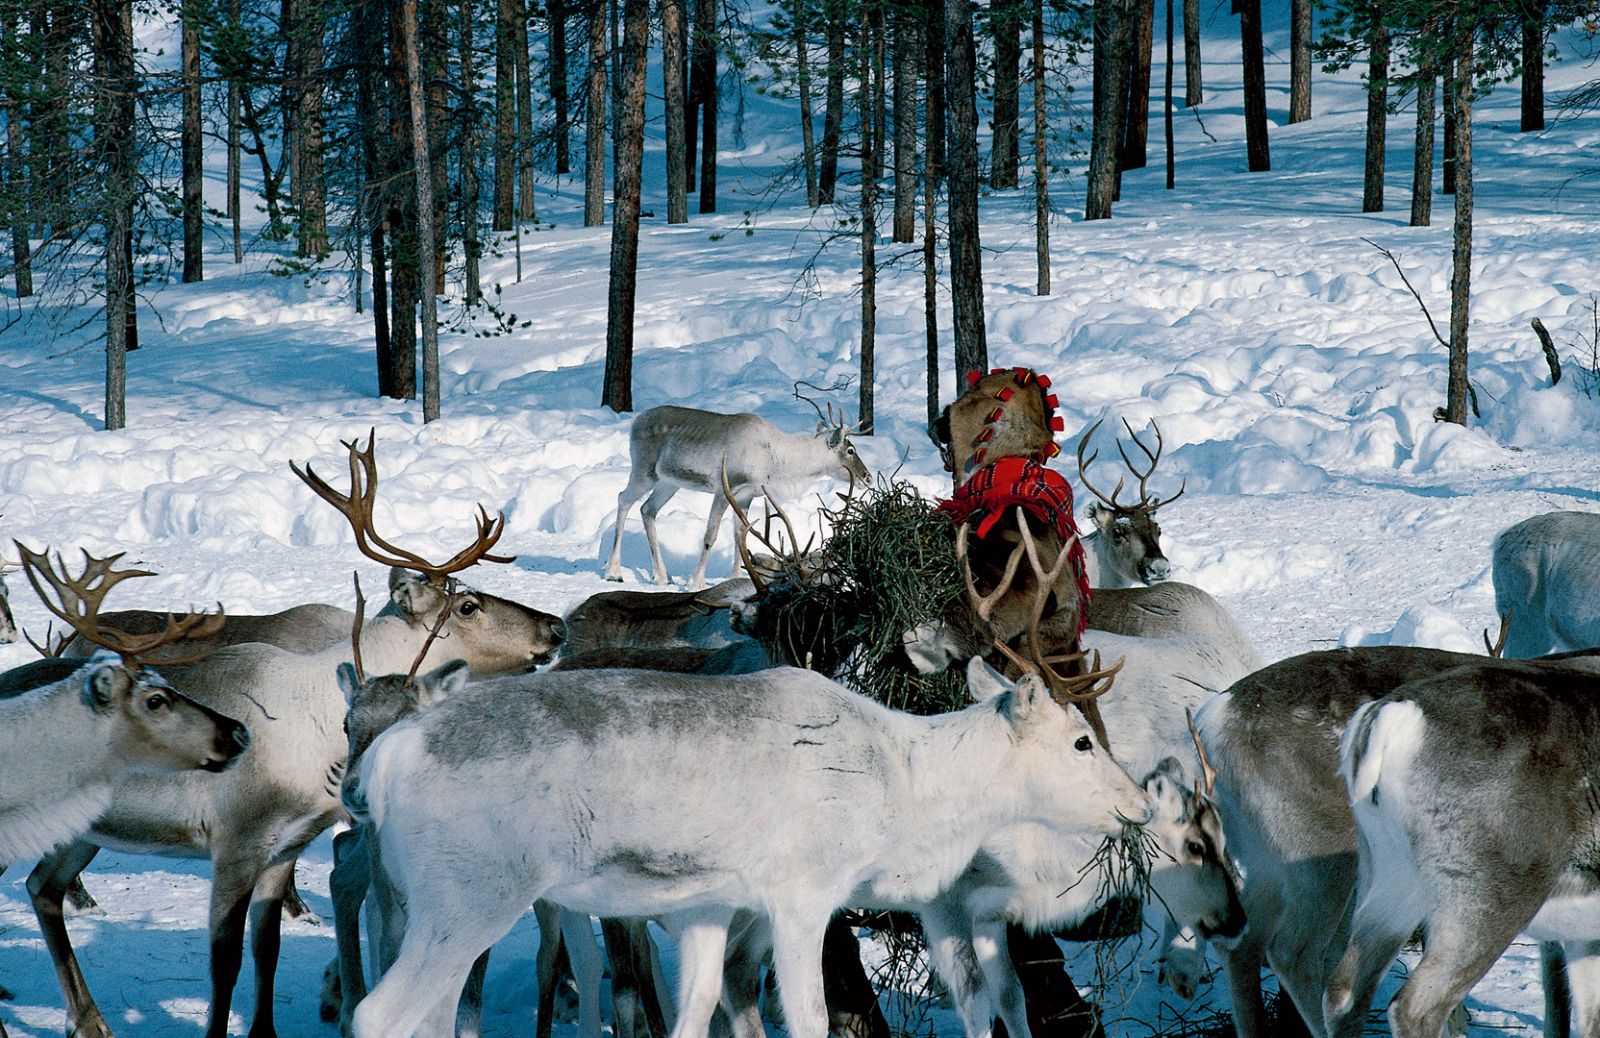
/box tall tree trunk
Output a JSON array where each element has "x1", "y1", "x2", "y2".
[
  {"x1": 860, "y1": 5, "x2": 876, "y2": 434},
  {"x1": 1361, "y1": 7, "x2": 1389, "y2": 213},
  {"x1": 1182, "y1": 0, "x2": 1200, "y2": 105},
  {"x1": 585, "y1": 0, "x2": 607, "y2": 225},
  {"x1": 695, "y1": 0, "x2": 716, "y2": 212},
  {"x1": 95, "y1": 0, "x2": 135, "y2": 429},
  {"x1": 1086, "y1": 0, "x2": 1132, "y2": 218},
  {"x1": 1120, "y1": 0, "x2": 1153, "y2": 171},
  {"x1": 516, "y1": 0, "x2": 537, "y2": 220},
  {"x1": 299, "y1": 3, "x2": 327, "y2": 257},
  {"x1": 1289, "y1": 0, "x2": 1310, "y2": 122},
  {"x1": 1033, "y1": 0, "x2": 1048, "y2": 293},
  {"x1": 603, "y1": 0, "x2": 649, "y2": 412},
  {"x1": 1442, "y1": 52, "x2": 1456, "y2": 195},
  {"x1": 1520, "y1": 1, "x2": 1543, "y2": 132},
  {"x1": 424, "y1": 0, "x2": 448, "y2": 293},
  {"x1": 991, "y1": 0, "x2": 1020, "y2": 189},
  {"x1": 1445, "y1": 25, "x2": 1473, "y2": 426},
  {"x1": 460, "y1": 0, "x2": 481, "y2": 304},
  {"x1": 356, "y1": 0, "x2": 396, "y2": 393},
  {"x1": 551, "y1": 0, "x2": 570, "y2": 172},
  {"x1": 1164, "y1": 0, "x2": 1174, "y2": 187},
  {"x1": 663, "y1": 0, "x2": 688, "y2": 222},
  {"x1": 1411, "y1": 59, "x2": 1435, "y2": 226},
  {"x1": 402, "y1": 0, "x2": 441, "y2": 422},
  {"x1": 819, "y1": 0, "x2": 844, "y2": 203},
  {"x1": 871, "y1": 6, "x2": 885, "y2": 184},
  {"x1": 283, "y1": 0, "x2": 299, "y2": 227},
  {"x1": 227, "y1": 0, "x2": 242, "y2": 263},
  {"x1": 892, "y1": 13, "x2": 916, "y2": 240},
  {"x1": 686, "y1": 34, "x2": 697, "y2": 191},
  {"x1": 924, "y1": 0, "x2": 944, "y2": 431},
  {"x1": 797, "y1": 0, "x2": 819, "y2": 206},
  {"x1": 1238, "y1": 0, "x2": 1269, "y2": 171},
  {"x1": 181, "y1": 3, "x2": 203, "y2": 281},
  {"x1": 388, "y1": 0, "x2": 418, "y2": 402},
  {"x1": 494, "y1": 0, "x2": 516, "y2": 230},
  {"x1": 2, "y1": 7, "x2": 33, "y2": 297},
  {"x1": 946, "y1": 0, "x2": 986, "y2": 374}
]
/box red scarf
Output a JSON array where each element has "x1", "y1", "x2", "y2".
[{"x1": 938, "y1": 456, "x2": 1092, "y2": 633}]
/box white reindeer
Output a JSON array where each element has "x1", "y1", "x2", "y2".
[
  {"x1": 1075, "y1": 419, "x2": 1185, "y2": 588},
  {"x1": 1492, "y1": 510, "x2": 1600, "y2": 658},
  {"x1": 1323, "y1": 655, "x2": 1600, "y2": 1038},
  {"x1": 604, "y1": 405, "x2": 870, "y2": 589},
  {"x1": 347, "y1": 658, "x2": 1152, "y2": 1038}
]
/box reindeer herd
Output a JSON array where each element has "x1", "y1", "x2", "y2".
[{"x1": 1, "y1": 383, "x2": 1598, "y2": 1038}]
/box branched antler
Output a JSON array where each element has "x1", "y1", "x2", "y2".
[
  {"x1": 955, "y1": 514, "x2": 1029, "y2": 623},
  {"x1": 1077, "y1": 418, "x2": 1185, "y2": 513},
  {"x1": 15, "y1": 541, "x2": 225, "y2": 666},
  {"x1": 291, "y1": 431, "x2": 514, "y2": 587}
]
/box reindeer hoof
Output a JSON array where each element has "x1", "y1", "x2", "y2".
[
  {"x1": 319, "y1": 960, "x2": 343, "y2": 1021},
  {"x1": 64, "y1": 878, "x2": 103, "y2": 917},
  {"x1": 1447, "y1": 1004, "x2": 1469, "y2": 1036},
  {"x1": 604, "y1": 574, "x2": 624, "y2": 583},
  {"x1": 69, "y1": 1010, "x2": 114, "y2": 1038}
]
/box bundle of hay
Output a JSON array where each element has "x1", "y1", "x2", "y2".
[{"x1": 749, "y1": 477, "x2": 970, "y2": 714}]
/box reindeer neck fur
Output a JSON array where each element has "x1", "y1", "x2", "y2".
[
  {"x1": 851, "y1": 699, "x2": 1055, "y2": 906},
  {"x1": 722, "y1": 419, "x2": 841, "y2": 492},
  {"x1": 0, "y1": 679, "x2": 125, "y2": 859}
]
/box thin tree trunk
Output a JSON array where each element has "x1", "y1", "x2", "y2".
[
  {"x1": 120, "y1": 1, "x2": 136, "y2": 356},
  {"x1": 402, "y1": 0, "x2": 441, "y2": 422},
  {"x1": 1445, "y1": 26, "x2": 1473, "y2": 425},
  {"x1": 946, "y1": 0, "x2": 986, "y2": 374},
  {"x1": 695, "y1": 0, "x2": 716, "y2": 212},
  {"x1": 860, "y1": 4, "x2": 876, "y2": 434},
  {"x1": 1443, "y1": 53, "x2": 1456, "y2": 194},
  {"x1": 686, "y1": 37, "x2": 697, "y2": 191},
  {"x1": 1034, "y1": 0, "x2": 1048, "y2": 293},
  {"x1": 228, "y1": 0, "x2": 242, "y2": 263},
  {"x1": 871, "y1": 6, "x2": 885, "y2": 184},
  {"x1": 1521, "y1": 1, "x2": 1543, "y2": 131},
  {"x1": 1086, "y1": 0, "x2": 1132, "y2": 218},
  {"x1": 387, "y1": 0, "x2": 417, "y2": 401},
  {"x1": 181, "y1": 3, "x2": 203, "y2": 281},
  {"x1": 1120, "y1": 0, "x2": 1153, "y2": 171},
  {"x1": 1362, "y1": 8, "x2": 1389, "y2": 213},
  {"x1": 96, "y1": 0, "x2": 134, "y2": 429},
  {"x1": 516, "y1": 0, "x2": 536, "y2": 220},
  {"x1": 460, "y1": 0, "x2": 481, "y2": 304},
  {"x1": 664, "y1": 0, "x2": 688, "y2": 222},
  {"x1": 1411, "y1": 61, "x2": 1434, "y2": 226},
  {"x1": 603, "y1": 0, "x2": 649, "y2": 412},
  {"x1": 819, "y1": 0, "x2": 844, "y2": 203},
  {"x1": 991, "y1": 0, "x2": 1020, "y2": 189},
  {"x1": 2, "y1": 8, "x2": 32, "y2": 297},
  {"x1": 797, "y1": 0, "x2": 819, "y2": 206},
  {"x1": 892, "y1": 13, "x2": 916, "y2": 240},
  {"x1": 299, "y1": 3, "x2": 326, "y2": 257},
  {"x1": 356, "y1": 0, "x2": 396, "y2": 393},
  {"x1": 585, "y1": 0, "x2": 607, "y2": 225},
  {"x1": 552, "y1": 0, "x2": 570, "y2": 172},
  {"x1": 924, "y1": 0, "x2": 943, "y2": 431},
  {"x1": 1164, "y1": 0, "x2": 1174, "y2": 187},
  {"x1": 1239, "y1": 0, "x2": 1269, "y2": 171},
  {"x1": 1289, "y1": 0, "x2": 1310, "y2": 122},
  {"x1": 1182, "y1": 0, "x2": 1200, "y2": 105},
  {"x1": 494, "y1": 0, "x2": 516, "y2": 230}
]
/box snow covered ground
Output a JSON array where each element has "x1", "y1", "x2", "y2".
[{"x1": 3, "y1": 5, "x2": 1600, "y2": 1035}]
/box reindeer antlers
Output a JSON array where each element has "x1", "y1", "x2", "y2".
[
  {"x1": 1484, "y1": 612, "x2": 1511, "y2": 658},
  {"x1": 291, "y1": 431, "x2": 515, "y2": 586},
  {"x1": 1186, "y1": 707, "x2": 1218, "y2": 798},
  {"x1": 1076, "y1": 418, "x2": 1186, "y2": 514},
  {"x1": 14, "y1": 541, "x2": 225, "y2": 666}
]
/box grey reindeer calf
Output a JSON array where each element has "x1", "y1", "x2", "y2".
[{"x1": 604, "y1": 404, "x2": 869, "y2": 589}]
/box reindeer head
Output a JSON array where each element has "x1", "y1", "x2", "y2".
[
  {"x1": 1077, "y1": 419, "x2": 1185, "y2": 586},
  {"x1": 933, "y1": 369, "x2": 1062, "y2": 485}
]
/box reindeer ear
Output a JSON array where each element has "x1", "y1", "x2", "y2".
[
  {"x1": 1144, "y1": 758, "x2": 1189, "y2": 819},
  {"x1": 336, "y1": 663, "x2": 363, "y2": 705},
  {"x1": 388, "y1": 569, "x2": 437, "y2": 619},
  {"x1": 417, "y1": 658, "x2": 470, "y2": 708},
  {"x1": 82, "y1": 660, "x2": 130, "y2": 714},
  {"x1": 966, "y1": 655, "x2": 1012, "y2": 702},
  {"x1": 1085, "y1": 501, "x2": 1110, "y2": 527},
  {"x1": 1002, "y1": 674, "x2": 1052, "y2": 727}
]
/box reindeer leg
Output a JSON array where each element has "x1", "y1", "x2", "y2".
[
  {"x1": 689, "y1": 490, "x2": 735, "y2": 592},
  {"x1": 767, "y1": 905, "x2": 834, "y2": 1038},
  {"x1": 202, "y1": 843, "x2": 272, "y2": 1038},
  {"x1": 1558, "y1": 940, "x2": 1600, "y2": 1038},
  {"x1": 562, "y1": 911, "x2": 606, "y2": 1038},
  {"x1": 721, "y1": 913, "x2": 773, "y2": 1038},
  {"x1": 330, "y1": 827, "x2": 372, "y2": 1033},
  {"x1": 604, "y1": 918, "x2": 648, "y2": 1038},
  {"x1": 1387, "y1": 907, "x2": 1536, "y2": 1038},
  {"x1": 920, "y1": 901, "x2": 997, "y2": 1038},
  {"x1": 456, "y1": 948, "x2": 490, "y2": 1038},
  {"x1": 243, "y1": 856, "x2": 297, "y2": 1038},
  {"x1": 606, "y1": 474, "x2": 655, "y2": 581},
  {"x1": 27, "y1": 840, "x2": 111, "y2": 1038},
  {"x1": 666, "y1": 909, "x2": 736, "y2": 1038},
  {"x1": 1545, "y1": 942, "x2": 1572, "y2": 1038},
  {"x1": 534, "y1": 900, "x2": 566, "y2": 1038},
  {"x1": 642, "y1": 486, "x2": 680, "y2": 586}
]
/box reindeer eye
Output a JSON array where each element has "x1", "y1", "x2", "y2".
[
  {"x1": 145, "y1": 693, "x2": 168, "y2": 711},
  {"x1": 1186, "y1": 840, "x2": 1206, "y2": 857},
  {"x1": 457, "y1": 599, "x2": 480, "y2": 617},
  {"x1": 1074, "y1": 735, "x2": 1092, "y2": 752}
]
